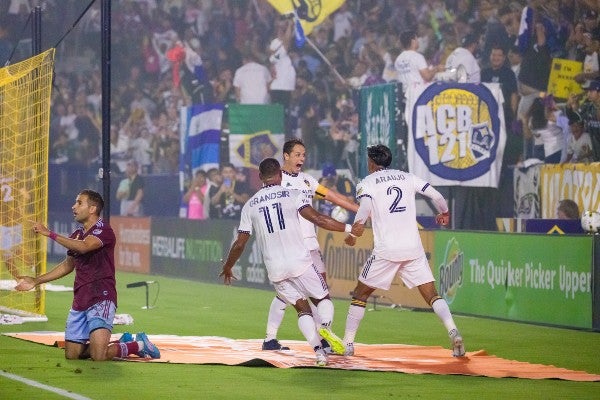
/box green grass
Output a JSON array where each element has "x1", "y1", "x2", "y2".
[{"x1": 1, "y1": 271, "x2": 599, "y2": 399}]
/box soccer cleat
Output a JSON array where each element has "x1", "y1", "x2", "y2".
[
  {"x1": 449, "y1": 329, "x2": 465, "y2": 357},
  {"x1": 135, "y1": 332, "x2": 161, "y2": 359},
  {"x1": 261, "y1": 339, "x2": 290, "y2": 351},
  {"x1": 315, "y1": 349, "x2": 328, "y2": 366},
  {"x1": 321, "y1": 338, "x2": 332, "y2": 354},
  {"x1": 318, "y1": 328, "x2": 345, "y2": 355},
  {"x1": 118, "y1": 332, "x2": 134, "y2": 343},
  {"x1": 344, "y1": 342, "x2": 355, "y2": 356}
]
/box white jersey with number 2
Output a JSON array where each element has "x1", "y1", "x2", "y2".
[
  {"x1": 355, "y1": 169, "x2": 447, "y2": 261},
  {"x1": 238, "y1": 184, "x2": 313, "y2": 282}
]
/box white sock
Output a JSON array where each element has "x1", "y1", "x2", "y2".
[
  {"x1": 265, "y1": 296, "x2": 287, "y2": 340},
  {"x1": 316, "y1": 299, "x2": 334, "y2": 330},
  {"x1": 309, "y1": 302, "x2": 322, "y2": 329},
  {"x1": 431, "y1": 298, "x2": 457, "y2": 334},
  {"x1": 298, "y1": 314, "x2": 321, "y2": 349},
  {"x1": 343, "y1": 304, "x2": 366, "y2": 344}
]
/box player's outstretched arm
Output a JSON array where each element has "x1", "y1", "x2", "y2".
[
  {"x1": 299, "y1": 205, "x2": 362, "y2": 237},
  {"x1": 15, "y1": 257, "x2": 75, "y2": 291},
  {"x1": 219, "y1": 232, "x2": 250, "y2": 285},
  {"x1": 319, "y1": 184, "x2": 359, "y2": 213}
]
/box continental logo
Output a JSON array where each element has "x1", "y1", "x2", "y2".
[
  {"x1": 322, "y1": 233, "x2": 370, "y2": 280},
  {"x1": 438, "y1": 237, "x2": 464, "y2": 304},
  {"x1": 412, "y1": 83, "x2": 500, "y2": 181}
]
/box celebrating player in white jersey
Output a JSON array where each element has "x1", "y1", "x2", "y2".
[
  {"x1": 220, "y1": 158, "x2": 362, "y2": 366},
  {"x1": 262, "y1": 139, "x2": 359, "y2": 352},
  {"x1": 338, "y1": 144, "x2": 466, "y2": 358}
]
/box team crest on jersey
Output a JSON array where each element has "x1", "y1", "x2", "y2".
[
  {"x1": 303, "y1": 179, "x2": 311, "y2": 188},
  {"x1": 412, "y1": 83, "x2": 501, "y2": 181}
]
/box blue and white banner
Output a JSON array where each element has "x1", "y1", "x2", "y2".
[
  {"x1": 406, "y1": 82, "x2": 506, "y2": 187},
  {"x1": 180, "y1": 103, "x2": 224, "y2": 174},
  {"x1": 179, "y1": 103, "x2": 224, "y2": 217}
]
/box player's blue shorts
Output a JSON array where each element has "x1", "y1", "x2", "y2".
[{"x1": 65, "y1": 300, "x2": 116, "y2": 344}]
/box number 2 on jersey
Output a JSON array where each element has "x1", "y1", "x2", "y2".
[{"x1": 387, "y1": 186, "x2": 406, "y2": 213}]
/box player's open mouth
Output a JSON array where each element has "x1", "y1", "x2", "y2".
[{"x1": 296, "y1": 163, "x2": 303, "y2": 170}]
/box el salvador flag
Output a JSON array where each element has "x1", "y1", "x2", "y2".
[{"x1": 184, "y1": 103, "x2": 224, "y2": 174}]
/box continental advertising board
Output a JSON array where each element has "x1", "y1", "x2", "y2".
[{"x1": 434, "y1": 231, "x2": 593, "y2": 329}]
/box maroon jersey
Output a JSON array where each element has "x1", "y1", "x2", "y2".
[{"x1": 67, "y1": 219, "x2": 117, "y2": 311}]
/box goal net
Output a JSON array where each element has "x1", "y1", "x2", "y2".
[{"x1": 0, "y1": 48, "x2": 55, "y2": 321}]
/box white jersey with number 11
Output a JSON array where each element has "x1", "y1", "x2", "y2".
[{"x1": 238, "y1": 184, "x2": 313, "y2": 282}]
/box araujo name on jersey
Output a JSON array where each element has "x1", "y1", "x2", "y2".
[
  {"x1": 412, "y1": 83, "x2": 501, "y2": 181},
  {"x1": 249, "y1": 190, "x2": 290, "y2": 207},
  {"x1": 375, "y1": 173, "x2": 405, "y2": 184}
]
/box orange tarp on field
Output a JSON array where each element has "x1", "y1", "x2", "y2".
[{"x1": 4, "y1": 332, "x2": 599, "y2": 382}]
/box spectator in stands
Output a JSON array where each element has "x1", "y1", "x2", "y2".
[
  {"x1": 445, "y1": 32, "x2": 481, "y2": 83},
  {"x1": 567, "y1": 80, "x2": 600, "y2": 162},
  {"x1": 524, "y1": 97, "x2": 568, "y2": 164},
  {"x1": 206, "y1": 167, "x2": 223, "y2": 219},
  {"x1": 556, "y1": 199, "x2": 580, "y2": 219},
  {"x1": 209, "y1": 163, "x2": 250, "y2": 220},
  {"x1": 233, "y1": 51, "x2": 272, "y2": 104},
  {"x1": 507, "y1": 45, "x2": 521, "y2": 78},
  {"x1": 566, "y1": 21, "x2": 587, "y2": 62},
  {"x1": 183, "y1": 169, "x2": 209, "y2": 220},
  {"x1": 564, "y1": 109, "x2": 593, "y2": 164},
  {"x1": 573, "y1": 33, "x2": 600, "y2": 88},
  {"x1": 395, "y1": 29, "x2": 442, "y2": 96},
  {"x1": 582, "y1": 9, "x2": 600, "y2": 40},
  {"x1": 295, "y1": 70, "x2": 320, "y2": 169},
  {"x1": 116, "y1": 159, "x2": 145, "y2": 217},
  {"x1": 269, "y1": 18, "x2": 296, "y2": 137},
  {"x1": 482, "y1": 44, "x2": 519, "y2": 128},
  {"x1": 481, "y1": 43, "x2": 521, "y2": 217},
  {"x1": 516, "y1": 12, "x2": 552, "y2": 150},
  {"x1": 212, "y1": 66, "x2": 236, "y2": 103}
]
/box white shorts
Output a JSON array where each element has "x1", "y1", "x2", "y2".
[
  {"x1": 310, "y1": 249, "x2": 325, "y2": 274},
  {"x1": 273, "y1": 264, "x2": 328, "y2": 305},
  {"x1": 0, "y1": 225, "x2": 23, "y2": 253},
  {"x1": 359, "y1": 254, "x2": 434, "y2": 290}
]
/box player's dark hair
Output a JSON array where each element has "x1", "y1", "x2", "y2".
[
  {"x1": 367, "y1": 144, "x2": 392, "y2": 168},
  {"x1": 283, "y1": 139, "x2": 305, "y2": 155},
  {"x1": 259, "y1": 158, "x2": 281, "y2": 179},
  {"x1": 79, "y1": 189, "x2": 104, "y2": 215},
  {"x1": 400, "y1": 30, "x2": 416, "y2": 49}
]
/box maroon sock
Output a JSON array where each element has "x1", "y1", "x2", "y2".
[{"x1": 118, "y1": 341, "x2": 141, "y2": 357}]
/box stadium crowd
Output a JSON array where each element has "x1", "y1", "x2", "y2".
[{"x1": 1, "y1": 0, "x2": 599, "y2": 218}]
